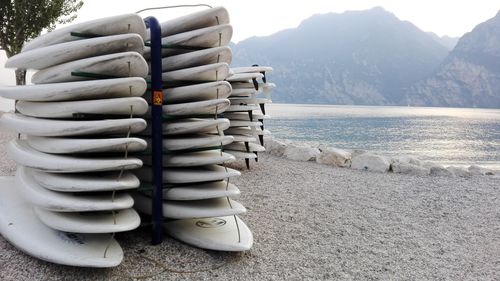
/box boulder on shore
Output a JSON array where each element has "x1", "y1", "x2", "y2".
[
  {"x1": 316, "y1": 147, "x2": 352, "y2": 167},
  {"x1": 468, "y1": 165, "x2": 495, "y2": 176},
  {"x1": 447, "y1": 166, "x2": 472, "y2": 177},
  {"x1": 430, "y1": 165, "x2": 454, "y2": 177},
  {"x1": 350, "y1": 149, "x2": 367, "y2": 159},
  {"x1": 283, "y1": 144, "x2": 320, "y2": 161},
  {"x1": 390, "y1": 156, "x2": 422, "y2": 166},
  {"x1": 390, "y1": 156, "x2": 429, "y2": 175},
  {"x1": 351, "y1": 153, "x2": 390, "y2": 173},
  {"x1": 392, "y1": 162, "x2": 430, "y2": 176},
  {"x1": 265, "y1": 138, "x2": 288, "y2": 157}
]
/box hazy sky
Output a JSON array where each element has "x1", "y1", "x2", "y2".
[
  {"x1": 66, "y1": 0, "x2": 499, "y2": 42},
  {"x1": 0, "y1": 0, "x2": 499, "y2": 89}
]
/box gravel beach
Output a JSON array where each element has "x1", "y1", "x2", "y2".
[{"x1": 0, "y1": 131, "x2": 499, "y2": 280}]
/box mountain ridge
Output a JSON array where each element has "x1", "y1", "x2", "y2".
[
  {"x1": 406, "y1": 10, "x2": 500, "y2": 108},
  {"x1": 426, "y1": 32, "x2": 459, "y2": 50},
  {"x1": 232, "y1": 7, "x2": 500, "y2": 108},
  {"x1": 232, "y1": 7, "x2": 451, "y2": 106}
]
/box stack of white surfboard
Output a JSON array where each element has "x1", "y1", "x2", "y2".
[
  {"x1": 133, "y1": 7, "x2": 253, "y2": 251},
  {"x1": 223, "y1": 66, "x2": 275, "y2": 168},
  {"x1": 0, "y1": 14, "x2": 150, "y2": 267}
]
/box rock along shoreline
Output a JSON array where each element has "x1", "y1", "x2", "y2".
[{"x1": 264, "y1": 136, "x2": 499, "y2": 178}]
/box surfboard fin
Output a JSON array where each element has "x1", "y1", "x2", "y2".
[
  {"x1": 259, "y1": 103, "x2": 266, "y2": 115},
  {"x1": 251, "y1": 78, "x2": 258, "y2": 90},
  {"x1": 258, "y1": 135, "x2": 264, "y2": 146}
]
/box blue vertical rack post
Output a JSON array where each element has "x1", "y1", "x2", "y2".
[{"x1": 144, "y1": 16, "x2": 164, "y2": 245}]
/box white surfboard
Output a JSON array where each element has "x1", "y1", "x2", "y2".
[
  {"x1": 34, "y1": 207, "x2": 141, "y2": 233},
  {"x1": 224, "y1": 142, "x2": 265, "y2": 152},
  {"x1": 143, "y1": 118, "x2": 230, "y2": 136},
  {"x1": 31, "y1": 51, "x2": 148, "y2": 84},
  {"x1": 164, "y1": 215, "x2": 253, "y2": 251},
  {"x1": 226, "y1": 104, "x2": 260, "y2": 112},
  {"x1": 225, "y1": 72, "x2": 264, "y2": 82},
  {"x1": 231, "y1": 66, "x2": 273, "y2": 74},
  {"x1": 229, "y1": 88, "x2": 257, "y2": 97},
  {"x1": 161, "y1": 46, "x2": 232, "y2": 72},
  {"x1": 225, "y1": 150, "x2": 258, "y2": 160},
  {"x1": 164, "y1": 134, "x2": 234, "y2": 151},
  {"x1": 6, "y1": 34, "x2": 144, "y2": 70},
  {"x1": 160, "y1": 99, "x2": 230, "y2": 116},
  {"x1": 0, "y1": 77, "x2": 147, "y2": 102},
  {"x1": 229, "y1": 93, "x2": 257, "y2": 99},
  {"x1": 166, "y1": 81, "x2": 232, "y2": 103},
  {"x1": 141, "y1": 150, "x2": 235, "y2": 167},
  {"x1": 157, "y1": 6, "x2": 229, "y2": 37},
  {"x1": 145, "y1": 134, "x2": 233, "y2": 151},
  {"x1": 22, "y1": 13, "x2": 147, "y2": 52},
  {"x1": 232, "y1": 82, "x2": 276, "y2": 95},
  {"x1": 162, "y1": 24, "x2": 232, "y2": 49},
  {"x1": 0, "y1": 177, "x2": 123, "y2": 267},
  {"x1": 229, "y1": 97, "x2": 272, "y2": 105},
  {"x1": 231, "y1": 81, "x2": 276, "y2": 89},
  {"x1": 230, "y1": 135, "x2": 258, "y2": 143},
  {"x1": 142, "y1": 81, "x2": 232, "y2": 104},
  {"x1": 223, "y1": 112, "x2": 269, "y2": 121},
  {"x1": 16, "y1": 167, "x2": 134, "y2": 212},
  {"x1": 133, "y1": 193, "x2": 246, "y2": 219},
  {"x1": 164, "y1": 181, "x2": 240, "y2": 200},
  {"x1": 161, "y1": 63, "x2": 230, "y2": 82},
  {"x1": 225, "y1": 127, "x2": 270, "y2": 136},
  {"x1": 144, "y1": 24, "x2": 233, "y2": 58},
  {"x1": 135, "y1": 164, "x2": 240, "y2": 184},
  {"x1": 230, "y1": 120, "x2": 263, "y2": 127},
  {"x1": 26, "y1": 136, "x2": 147, "y2": 154},
  {"x1": 16, "y1": 97, "x2": 148, "y2": 119},
  {"x1": 29, "y1": 169, "x2": 140, "y2": 192},
  {"x1": 0, "y1": 113, "x2": 146, "y2": 136},
  {"x1": 7, "y1": 140, "x2": 142, "y2": 173}
]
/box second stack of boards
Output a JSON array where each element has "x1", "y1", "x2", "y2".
[{"x1": 224, "y1": 66, "x2": 275, "y2": 168}]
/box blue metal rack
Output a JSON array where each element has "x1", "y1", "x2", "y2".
[{"x1": 144, "y1": 17, "x2": 164, "y2": 245}]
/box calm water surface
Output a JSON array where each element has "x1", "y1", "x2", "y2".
[{"x1": 266, "y1": 104, "x2": 500, "y2": 169}]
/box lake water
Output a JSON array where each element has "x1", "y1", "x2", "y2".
[{"x1": 266, "y1": 104, "x2": 500, "y2": 169}]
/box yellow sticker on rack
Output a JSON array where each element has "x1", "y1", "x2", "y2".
[{"x1": 152, "y1": 90, "x2": 163, "y2": 105}]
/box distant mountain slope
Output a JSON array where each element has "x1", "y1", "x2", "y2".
[
  {"x1": 406, "y1": 11, "x2": 500, "y2": 108},
  {"x1": 427, "y1": 32, "x2": 460, "y2": 50},
  {"x1": 232, "y1": 7, "x2": 449, "y2": 105}
]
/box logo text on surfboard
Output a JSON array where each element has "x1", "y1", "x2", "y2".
[{"x1": 195, "y1": 218, "x2": 227, "y2": 228}]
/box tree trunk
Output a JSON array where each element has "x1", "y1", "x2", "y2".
[{"x1": 15, "y1": 68, "x2": 26, "y2": 85}]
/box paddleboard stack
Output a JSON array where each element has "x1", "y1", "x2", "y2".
[
  {"x1": 133, "y1": 7, "x2": 253, "y2": 251},
  {"x1": 0, "y1": 14, "x2": 150, "y2": 267},
  {"x1": 223, "y1": 66, "x2": 275, "y2": 168}
]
